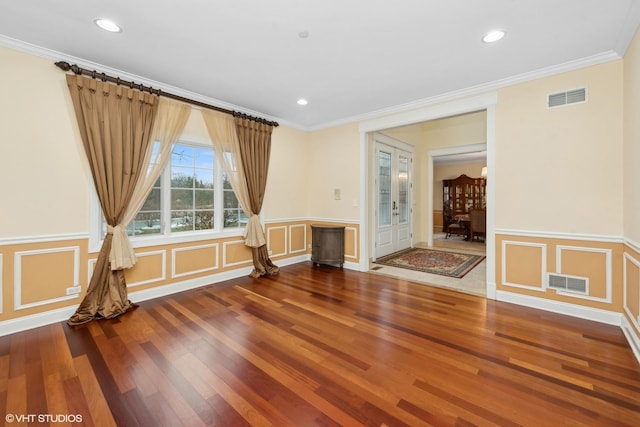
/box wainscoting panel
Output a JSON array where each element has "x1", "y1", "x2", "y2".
[
  {"x1": 172, "y1": 243, "x2": 219, "y2": 278},
  {"x1": 345, "y1": 227, "x2": 358, "y2": 260},
  {"x1": 125, "y1": 250, "x2": 167, "y2": 288},
  {"x1": 0, "y1": 254, "x2": 3, "y2": 314},
  {"x1": 556, "y1": 245, "x2": 612, "y2": 303},
  {"x1": 433, "y1": 209, "x2": 443, "y2": 233},
  {"x1": 267, "y1": 226, "x2": 287, "y2": 258},
  {"x1": 497, "y1": 233, "x2": 624, "y2": 314},
  {"x1": 288, "y1": 224, "x2": 307, "y2": 254},
  {"x1": 624, "y1": 251, "x2": 640, "y2": 332},
  {"x1": 14, "y1": 246, "x2": 80, "y2": 310},
  {"x1": 222, "y1": 240, "x2": 253, "y2": 268},
  {"x1": 501, "y1": 240, "x2": 547, "y2": 292},
  {"x1": 0, "y1": 220, "x2": 360, "y2": 329}
]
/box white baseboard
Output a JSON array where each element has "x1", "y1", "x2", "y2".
[
  {"x1": 496, "y1": 290, "x2": 640, "y2": 366},
  {"x1": 496, "y1": 290, "x2": 622, "y2": 325},
  {"x1": 0, "y1": 306, "x2": 77, "y2": 336},
  {"x1": 621, "y1": 316, "x2": 640, "y2": 365},
  {"x1": 0, "y1": 255, "x2": 311, "y2": 337}
]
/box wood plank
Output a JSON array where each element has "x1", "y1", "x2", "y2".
[{"x1": 0, "y1": 262, "x2": 637, "y2": 425}]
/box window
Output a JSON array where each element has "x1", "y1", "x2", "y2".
[
  {"x1": 170, "y1": 144, "x2": 215, "y2": 232},
  {"x1": 223, "y1": 172, "x2": 247, "y2": 228},
  {"x1": 96, "y1": 140, "x2": 245, "y2": 247}
]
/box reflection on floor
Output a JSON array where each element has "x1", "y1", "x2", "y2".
[{"x1": 370, "y1": 232, "x2": 487, "y2": 297}]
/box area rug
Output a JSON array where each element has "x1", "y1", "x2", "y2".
[{"x1": 374, "y1": 248, "x2": 485, "y2": 278}]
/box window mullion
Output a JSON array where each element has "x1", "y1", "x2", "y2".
[
  {"x1": 215, "y1": 155, "x2": 224, "y2": 231},
  {"x1": 162, "y1": 167, "x2": 171, "y2": 235}
]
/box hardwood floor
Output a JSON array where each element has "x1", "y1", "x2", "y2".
[{"x1": 1, "y1": 262, "x2": 639, "y2": 426}]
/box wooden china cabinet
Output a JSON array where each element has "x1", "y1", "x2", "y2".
[{"x1": 442, "y1": 174, "x2": 486, "y2": 230}]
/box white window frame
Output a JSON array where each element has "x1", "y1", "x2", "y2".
[{"x1": 88, "y1": 136, "x2": 253, "y2": 252}]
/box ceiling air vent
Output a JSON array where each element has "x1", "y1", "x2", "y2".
[
  {"x1": 547, "y1": 273, "x2": 588, "y2": 294},
  {"x1": 548, "y1": 88, "x2": 587, "y2": 108}
]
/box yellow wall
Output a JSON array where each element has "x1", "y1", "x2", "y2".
[
  {"x1": 0, "y1": 46, "x2": 90, "y2": 237},
  {"x1": 306, "y1": 123, "x2": 361, "y2": 221},
  {"x1": 496, "y1": 61, "x2": 623, "y2": 235},
  {"x1": 421, "y1": 111, "x2": 487, "y2": 147},
  {"x1": 266, "y1": 126, "x2": 311, "y2": 219},
  {"x1": 623, "y1": 27, "x2": 640, "y2": 344}
]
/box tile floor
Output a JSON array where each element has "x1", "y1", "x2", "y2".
[{"x1": 370, "y1": 233, "x2": 487, "y2": 297}]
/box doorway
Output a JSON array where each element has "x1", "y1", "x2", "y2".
[
  {"x1": 374, "y1": 133, "x2": 413, "y2": 258},
  {"x1": 359, "y1": 92, "x2": 497, "y2": 299}
]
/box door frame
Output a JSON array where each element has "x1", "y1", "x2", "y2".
[
  {"x1": 427, "y1": 143, "x2": 487, "y2": 247},
  {"x1": 359, "y1": 92, "x2": 497, "y2": 299},
  {"x1": 373, "y1": 133, "x2": 414, "y2": 259}
]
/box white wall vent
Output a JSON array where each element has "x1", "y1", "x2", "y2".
[
  {"x1": 547, "y1": 273, "x2": 588, "y2": 294},
  {"x1": 547, "y1": 88, "x2": 587, "y2": 108}
]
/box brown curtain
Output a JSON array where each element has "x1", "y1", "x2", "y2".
[
  {"x1": 66, "y1": 75, "x2": 158, "y2": 325},
  {"x1": 234, "y1": 117, "x2": 279, "y2": 278}
]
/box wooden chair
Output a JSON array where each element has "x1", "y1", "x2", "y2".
[
  {"x1": 443, "y1": 203, "x2": 467, "y2": 239},
  {"x1": 469, "y1": 208, "x2": 486, "y2": 242}
]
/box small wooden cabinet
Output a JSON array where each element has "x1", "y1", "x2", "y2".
[{"x1": 311, "y1": 225, "x2": 345, "y2": 268}]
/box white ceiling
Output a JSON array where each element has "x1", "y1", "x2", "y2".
[{"x1": 1, "y1": 0, "x2": 639, "y2": 130}]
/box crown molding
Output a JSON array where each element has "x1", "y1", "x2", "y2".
[
  {"x1": 0, "y1": 35, "x2": 285, "y2": 125},
  {"x1": 614, "y1": 0, "x2": 640, "y2": 55},
  {"x1": 308, "y1": 50, "x2": 622, "y2": 132},
  {"x1": 1, "y1": 34, "x2": 622, "y2": 133}
]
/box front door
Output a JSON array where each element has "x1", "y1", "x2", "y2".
[{"x1": 375, "y1": 138, "x2": 412, "y2": 258}]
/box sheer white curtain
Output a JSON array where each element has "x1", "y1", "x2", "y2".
[
  {"x1": 200, "y1": 109, "x2": 265, "y2": 247},
  {"x1": 111, "y1": 98, "x2": 191, "y2": 269}
]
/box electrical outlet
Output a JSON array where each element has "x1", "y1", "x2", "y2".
[
  {"x1": 66, "y1": 286, "x2": 81, "y2": 295},
  {"x1": 334, "y1": 188, "x2": 341, "y2": 200}
]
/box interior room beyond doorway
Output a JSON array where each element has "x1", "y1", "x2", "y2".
[{"x1": 369, "y1": 110, "x2": 489, "y2": 296}]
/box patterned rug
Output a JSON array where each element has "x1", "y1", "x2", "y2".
[{"x1": 374, "y1": 248, "x2": 485, "y2": 278}]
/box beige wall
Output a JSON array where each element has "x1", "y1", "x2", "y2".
[
  {"x1": 306, "y1": 123, "x2": 361, "y2": 221},
  {"x1": 0, "y1": 46, "x2": 90, "y2": 238},
  {"x1": 623, "y1": 27, "x2": 640, "y2": 346},
  {"x1": 265, "y1": 125, "x2": 310, "y2": 220},
  {"x1": 496, "y1": 61, "x2": 624, "y2": 235},
  {"x1": 624, "y1": 27, "x2": 640, "y2": 245},
  {"x1": 421, "y1": 111, "x2": 487, "y2": 147},
  {"x1": 0, "y1": 45, "x2": 312, "y2": 237}
]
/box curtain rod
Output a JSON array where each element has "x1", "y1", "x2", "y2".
[{"x1": 54, "y1": 61, "x2": 279, "y2": 127}]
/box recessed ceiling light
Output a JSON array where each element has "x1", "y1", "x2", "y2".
[
  {"x1": 482, "y1": 29, "x2": 505, "y2": 43},
  {"x1": 94, "y1": 18, "x2": 122, "y2": 33},
  {"x1": 297, "y1": 98, "x2": 308, "y2": 106}
]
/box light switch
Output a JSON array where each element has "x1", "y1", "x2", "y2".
[{"x1": 334, "y1": 188, "x2": 341, "y2": 200}]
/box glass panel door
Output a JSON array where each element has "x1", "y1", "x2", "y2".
[
  {"x1": 378, "y1": 150, "x2": 392, "y2": 227},
  {"x1": 398, "y1": 155, "x2": 409, "y2": 224}
]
